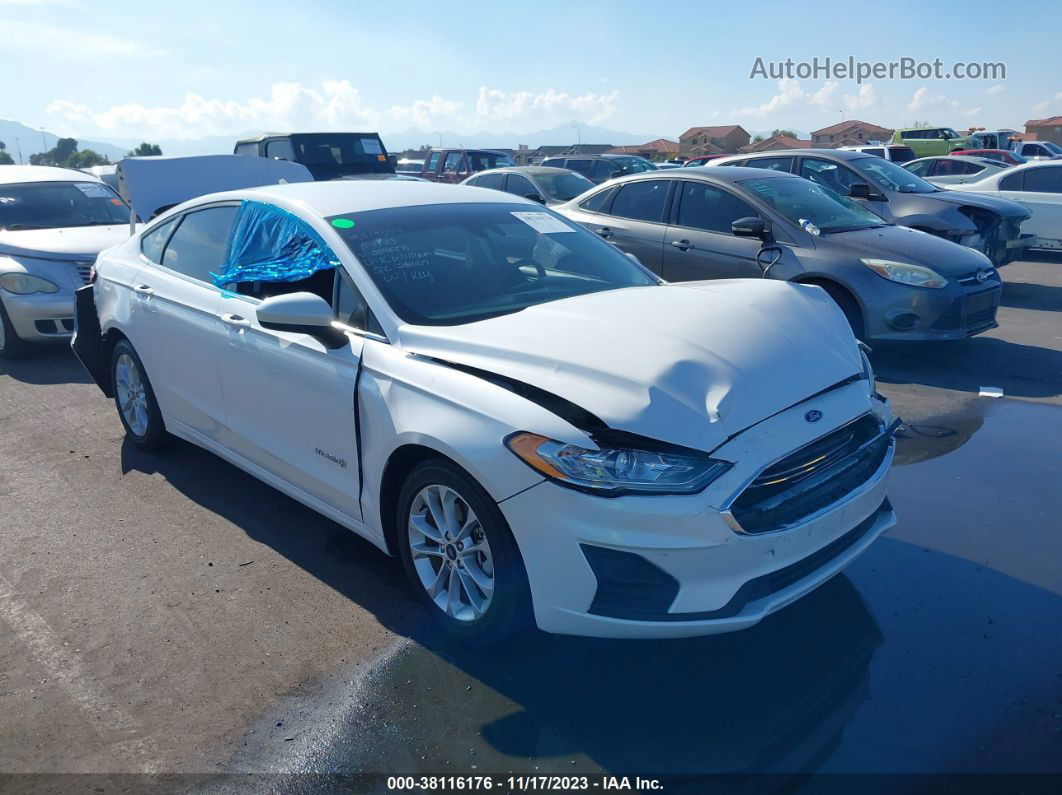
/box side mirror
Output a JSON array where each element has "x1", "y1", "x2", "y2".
[
  {"x1": 256, "y1": 291, "x2": 346, "y2": 348},
  {"x1": 731, "y1": 216, "x2": 769, "y2": 239},
  {"x1": 848, "y1": 183, "x2": 876, "y2": 200},
  {"x1": 524, "y1": 193, "x2": 546, "y2": 205}
]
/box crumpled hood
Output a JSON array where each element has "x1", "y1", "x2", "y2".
[
  {"x1": 397, "y1": 280, "x2": 863, "y2": 452},
  {"x1": 925, "y1": 189, "x2": 1029, "y2": 218},
  {"x1": 0, "y1": 225, "x2": 131, "y2": 261}
]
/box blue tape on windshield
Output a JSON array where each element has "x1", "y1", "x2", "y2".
[{"x1": 211, "y1": 200, "x2": 340, "y2": 287}]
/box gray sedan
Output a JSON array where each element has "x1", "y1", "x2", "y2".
[
  {"x1": 461, "y1": 166, "x2": 595, "y2": 207},
  {"x1": 903, "y1": 155, "x2": 1010, "y2": 186},
  {"x1": 710, "y1": 149, "x2": 1032, "y2": 267},
  {"x1": 555, "y1": 168, "x2": 1002, "y2": 343}
]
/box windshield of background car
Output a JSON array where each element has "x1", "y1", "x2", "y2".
[
  {"x1": 613, "y1": 157, "x2": 657, "y2": 173},
  {"x1": 467, "y1": 151, "x2": 517, "y2": 170},
  {"x1": 1042, "y1": 142, "x2": 1062, "y2": 155},
  {"x1": 290, "y1": 134, "x2": 391, "y2": 175},
  {"x1": 0, "y1": 181, "x2": 131, "y2": 231},
  {"x1": 741, "y1": 177, "x2": 886, "y2": 233},
  {"x1": 943, "y1": 128, "x2": 960, "y2": 139},
  {"x1": 853, "y1": 157, "x2": 938, "y2": 193},
  {"x1": 536, "y1": 171, "x2": 595, "y2": 201},
  {"x1": 329, "y1": 202, "x2": 658, "y2": 325}
]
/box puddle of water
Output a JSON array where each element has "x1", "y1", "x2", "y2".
[{"x1": 267, "y1": 400, "x2": 1062, "y2": 782}]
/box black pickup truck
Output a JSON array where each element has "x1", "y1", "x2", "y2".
[{"x1": 234, "y1": 132, "x2": 397, "y2": 181}]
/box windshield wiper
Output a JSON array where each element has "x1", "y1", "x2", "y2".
[
  {"x1": 0, "y1": 223, "x2": 47, "y2": 231},
  {"x1": 821, "y1": 223, "x2": 887, "y2": 235}
]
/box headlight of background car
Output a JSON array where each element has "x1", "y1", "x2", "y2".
[
  {"x1": 0, "y1": 273, "x2": 60, "y2": 295},
  {"x1": 506, "y1": 432, "x2": 732, "y2": 495},
  {"x1": 860, "y1": 259, "x2": 947, "y2": 289}
]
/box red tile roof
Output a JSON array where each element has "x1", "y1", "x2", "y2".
[
  {"x1": 1025, "y1": 116, "x2": 1062, "y2": 127},
  {"x1": 811, "y1": 119, "x2": 892, "y2": 137},
  {"x1": 679, "y1": 125, "x2": 747, "y2": 141}
]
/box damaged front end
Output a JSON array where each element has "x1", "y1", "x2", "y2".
[
  {"x1": 71, "y1": 284, "x2": 113, "y2": 397},
  {"x1": 952, "y1": 206, "x2": 1033, "y2": 267}
]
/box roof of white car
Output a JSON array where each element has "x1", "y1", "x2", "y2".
[
  {"x1": 0, "y1": 165, "x2": 101, "y2": 185},
  {"x1": 206, "y1": 179, "x2": 529, "y2": 218}
]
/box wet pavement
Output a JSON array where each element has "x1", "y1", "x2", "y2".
[{"x1": 233, "y1": 399, "x2": 1062, "y2": 784}]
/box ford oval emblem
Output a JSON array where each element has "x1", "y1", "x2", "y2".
[
  {"x1": 976, "y1": 270, "x2": 989, "y2": 282},
  {"x1": 805, "y1": 410, "x2": 823, "y2": 423}
]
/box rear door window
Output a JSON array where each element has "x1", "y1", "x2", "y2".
[
  {"x1": 579, "y1": 187, "x2": 616, "y2": 213},
  {"x1": 443, "y1": 152, "x2": 465, "y2": 174},
  {"x1": 160, "y1": 206, "x2": 239, "y2": 283},
  {"x1": 745, "y1": 157, "x2": 793, "y2": 172},
  {"x1": 504, "y1": 174, "x2": 538, "y2": 198},
  {"x1": 424, "y1": 152, "x2": 441, "y2": 173},
  {"x1": 608, "y1": 180, "x2": 670, "y2": 223},
  {"x1": 265, "y1": 139, "x2": 295, "y2": 161},
  {"x1": 1022, "y1": 167, "x2": 1062, "y2": 193},
  {"x1": 140, "y1": 217, "x2": 179, "y2": 264},
  {"x1": 472, "y1": 172, "x2": 504, "y2": 190},
  {"x1": 566, "y1": 159, "x2": 593, "y2": 177}
]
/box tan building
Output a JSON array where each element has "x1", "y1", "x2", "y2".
[
  {"x1": 607, "y1": 138, "x2": 680, "y2": 161},
  {"x1": 740, "y1": 134, "x2": 812, "y2": 153},
  {"x1": 679, "y1": 125, "x2": 751, "y2": 156},
  {"x1": 810, "y1": 120, "x2": 893, "y2": 147},
  {"x1": 1025, "y1": 116, "x2": 1062, "y2": 146}
]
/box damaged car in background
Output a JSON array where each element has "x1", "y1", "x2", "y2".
[
  {"x1": 711, "y1": 149, "x2": 1033, "y2": 267},
  {"x1": 73, "y1": 180, "x2": 897, "y2": 642}
]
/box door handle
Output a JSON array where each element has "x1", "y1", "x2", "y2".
[
  {"x1": 133, "y1": 283, "x2": 154, "y2": 296},
  {"x1": 221, "y1": 313, "x2": 250, "y2": 328},
  {"x1": 596, "y1": 227, "x2": 613, "y2": 239},
  {"x1": 671, "y1": 239, "x2": 694, "y2": 251}
]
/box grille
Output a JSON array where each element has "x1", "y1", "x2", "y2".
[
  {"x1": 76, "y1": 265, "x2": 93, "y2": 284},
  {"x1": 727, "y1": 415, "x2": 891, "y2": 534}
]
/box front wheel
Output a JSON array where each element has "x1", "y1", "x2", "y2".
[
  {"x1": 111, "y1": 339, "x2": 168, "y2": 450},
  {"x1": 397, "y1": 460, "x2": 532, "y2": 644}
]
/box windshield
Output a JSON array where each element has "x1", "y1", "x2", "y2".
[
  {"x1": 853, "y1": 157, "x2": 939, "y2": 193},
  {"x1": 942, "y1": 128, "x2": 960, "y2": 139},
  {"x1": 611, "y1": 157, "x2": 657, "y2": 173},
  {"x1": 467, "y1": 151, "x2": 516, "y2": 170},
  {"x1": 741, "y1": 177, "x2": 887, "y2": 234},
  {"x1": 330, "y1": 202, "x2": 657, "y2": 325},
  {"x1": 290, "y1": 134, "x2": 392, "y2": 177},
  {"x1": 1042, "y1": 141, "x2": 1062, "y2": 155},
  {"x1": 0, "y1": 181, "x2": 131, "y2": 231},
  {"x1": 536, "y1": 171, "x2": 595, "y2": 201}
]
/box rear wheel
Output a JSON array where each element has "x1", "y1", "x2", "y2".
[
  {"x1": 111, "y1": 340, "x2": 168, "y2": 450},
  {"x1": 397, "y1": 460, "x2": 532, "y2": 644},
  {"x1": 0, "y1": 298, "x2": 32, "y2": 360}
]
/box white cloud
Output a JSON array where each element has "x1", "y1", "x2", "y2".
[
  {"x1": 907, "y1": 86, "x2": 958, "y2": 114},
  {"x1": 986, "y1": 84, "x2": 1004, "y2": 96},
  {"x1": 1032, "y1": 92, "x2": 1062, "y2": 113},
  {"x1": 46, "y1": 81, "x2": 621, "y2": 140},
  {"x1": 0, "y1": 20, "x2": 164, "y2": 57},
  {"x1": 734, "y1": 79, "x2": 879, "y2": 118}
]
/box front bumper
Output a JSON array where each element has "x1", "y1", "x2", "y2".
[
  {"x1": 0, "y1": 290, "x2": 76, "y2": 343},
  {"x1": 862, "y1": 271, "x2": 1001, "y2": 342},
  {"x1": 499, "y1": 385, "x2": 896, "y2": 638}
]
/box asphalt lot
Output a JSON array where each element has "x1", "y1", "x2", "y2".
[{"x1": 1, "y1": 257, "x2": 1060, "y2": 787}]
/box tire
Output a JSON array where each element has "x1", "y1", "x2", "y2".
[
  {"x1": 396, "y1": 460, "x2": 533, "y2": 644},
  {"x1": 0, "y1": 298, "x2": 32, "y2": 360},
  {"x1": 110, "y1": 339, "x2": 168, "y2": 450}
]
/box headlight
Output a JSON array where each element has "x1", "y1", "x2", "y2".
[
  {"x1": 860, "y1": 258, "x2": 947, "y2": 289},
  {"x1": 505, "y1": 432, "x2": 732, "y2": 496},
  {"x1": 0, "y1": 273, "x2": 60, "y2": 295}
]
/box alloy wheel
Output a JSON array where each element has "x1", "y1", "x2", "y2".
[
  {"x1": 407, "y1": 484, "x2": 495, "y2": 622},
  {"x1": 115, "y1": 353, "x2": 150, "y2": 436}
]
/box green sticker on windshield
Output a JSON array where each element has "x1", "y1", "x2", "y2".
[{"x1": 331, "y1": 218, "x2": 355, "y2": 229}]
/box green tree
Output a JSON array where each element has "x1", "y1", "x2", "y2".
[
  {"x1": 52, "y1": 137, "x2": 78, "y2": 163},
  {"x1": 0, "y1": 150, "x2": 13, "y2": 166},
  {"x1": 64, "y1": 149, "x2": 111, "y2": 168},
  {"x1": 771, "y1": 129, "x2": 797, "y2": 138},
  {"x1": 912, "y1": 120, "x2": 932, "y2": 129},
  {"x1": 751, "y1": 134, "x2": 765, "y2": 143},
  {"x1": 129, "y1": 142, "x2": 162, "y2": 156}
]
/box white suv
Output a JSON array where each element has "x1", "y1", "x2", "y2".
[{"x1": 74, "y1": 180, "x2": 897, "y2": 642}]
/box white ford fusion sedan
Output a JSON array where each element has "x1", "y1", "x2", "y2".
[{"x1": 74, "y1": 180, "x2": 898, "y2": 642}]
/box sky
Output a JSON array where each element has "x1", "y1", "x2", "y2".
[{"x1": 1, "y1": 0, "x2": 1060, "y2": 146}]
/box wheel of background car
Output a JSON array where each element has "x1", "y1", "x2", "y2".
[
  {"x1": 811, "y1": 281, "x2": 864, "y2": 341},
  {"x1": 396, "y1": 459, "x2": 532, "y2": 644},
  {"x1": 110, "y1": 340, "x2": 169, "y2": 450},
  {"x1": 0, "y1": 298, "x2": 32, "y2": 360}
]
